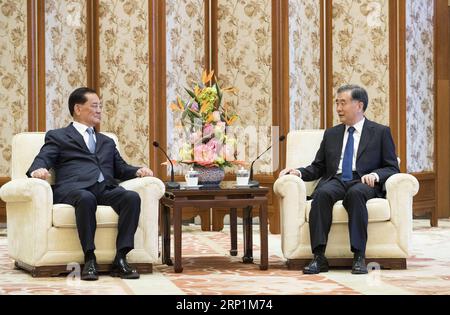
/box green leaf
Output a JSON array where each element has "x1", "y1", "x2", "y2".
[
  {"x1": 214, "y1": 76, "x2": 223, "y2": 107},
  {"x1": 185, "y1": 88, "x2": 197, "y2": 101},
  {"x1": 181, "y1": 109, "x2": 189, "y2": 121}
]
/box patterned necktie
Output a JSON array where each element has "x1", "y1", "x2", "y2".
[
  {"x1": 86, "y1": 128, "x2": 104, "y2": 182},
  {"x1": 86, "y1": 128, "x2": 96, "y2": 153},
  {"x1": 342, "y1": 126, "x2": 356, "y2": 182}
]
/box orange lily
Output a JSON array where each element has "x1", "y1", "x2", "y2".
[
  {"x1": 170, "y1": 103, "x2": 181, "y2": 112},
  {"x1": 200, "y1": 101, "x2": 210, "y2": 114},
  {"x1": 221, "y1": 87, "x2": 238, "y2": 94},
  {"x1": 226, "y1": 115, "x2": 238, "y2": 126},
  {"x1": 161, "y1": 160, "x2": 178, "y2": 166},
  {"x1": 206, "y1": 113, "x2": 215, "y2": 123},
  {"x1": 194, "y1": 86, "x2": 201, "y2": 97},
  {"x1": 177, "y1": 97, "x2": 185, "y2": 110},
  {"x1": 202, "y1": 70, "x2": 214, "y2": 85}
]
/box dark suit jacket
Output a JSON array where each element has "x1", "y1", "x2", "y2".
[
  {"x1": 298, "y1": 119, "x2": 400, "y2": 195},
  {"x1": 27, "y1": 123, "x2": 139, "y2": 203}
]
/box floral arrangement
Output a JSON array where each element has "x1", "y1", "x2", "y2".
[{"x1": 170, "y1": 70, "x2": 242, "y2": 169}]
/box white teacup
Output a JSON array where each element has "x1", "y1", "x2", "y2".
[
  {"x1": 185, "y1": 170, "x2": 199, "y2": 186},
  {"x1": 236, "y1": 168, "x2": 249, "y2": 186}
]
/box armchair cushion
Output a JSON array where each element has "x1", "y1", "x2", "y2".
[
  {"x1": 305, "y1": 198, "x2": 391, "y2": 224},
  {"x1": 53, "y1": 204, "x2": 118, "y2": 228}
]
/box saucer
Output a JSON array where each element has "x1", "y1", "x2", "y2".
[{"x1": 181, "y1": 184, "x2": 203, "y2": 189}]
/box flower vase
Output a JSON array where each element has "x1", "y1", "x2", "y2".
[{"x1": 194, "y1": 166, "x2": 225, "y2": 187}]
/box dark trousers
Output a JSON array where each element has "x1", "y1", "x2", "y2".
[
  {"x1": 309, "y1": 174, "x2": 378, "y2": 254},
  {"x1": 62, "y1": 182, "x2": 141, "y2": 254}
]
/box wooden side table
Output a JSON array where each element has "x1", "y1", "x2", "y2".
[{"x1": 160, "y1": 182, "x2": 269, "y2": 273}]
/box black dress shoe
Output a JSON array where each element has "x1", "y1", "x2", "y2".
[
  {"x1": 303, "y1": 254, "x2": 329, "y2": 274},
  {"x1": 81, "y1": 259, "x2": 99, "y2": 281},
  {"x1": 352, "y1": 254, "x2": 368, "y2": 274},
  {"x1": 111, "y1": 257, "x2": 140, "y2": 279}
]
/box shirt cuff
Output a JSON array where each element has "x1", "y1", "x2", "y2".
[{"x1": 370, "y1": 172, "x2": 379, "y2": 182}]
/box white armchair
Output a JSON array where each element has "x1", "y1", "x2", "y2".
[
  {"x1": 273, "y1": 130, "x2": 419, "y2": 270},
  {"x1": 0, "y1": 132, "x2": 165, "y2": 277}
]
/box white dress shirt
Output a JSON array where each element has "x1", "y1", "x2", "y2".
[
  {"x1": 337, "y1": 118, "x2": 365, "y2": 174},
  {"x1": 72, "y1": 121, "x2": 96, "y2": 147}
]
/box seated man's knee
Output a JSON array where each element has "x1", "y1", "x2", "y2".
[
  {"x1": 125, "y1": 191, "x2": 141, "y2": 208},
  {"x1": 343, "y1": 187, "x2": 365, "y2": 206},
  {"x1": 76, "y1": 191, "x2": 97, "y2": 207},
  {"x1": 313, "y1": 189, "x2": 334, "y2": 201}
]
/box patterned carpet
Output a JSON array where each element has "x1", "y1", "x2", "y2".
[{"x1": 0, "y1": 220, "x2": 449, "y2": 295}]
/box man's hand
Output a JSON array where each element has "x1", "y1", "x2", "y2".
[
  {"x1": 31, "y1": 168, "x2": 51, "y2": 180},
  {"x1": 279, "y1": 168, "x2": 302, "y2": 178},
  {"x1": 361, "y1": 174, "x2": 377, "y2": 188},
  {"x1": 136, "y1": 167, "x2": 153, "y2": 177}
]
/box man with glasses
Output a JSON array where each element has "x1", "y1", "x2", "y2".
[
  {"x1": 280, "y1": 85, "x2": 399, "y2": 274},
  {"x1": 27, "y1": 87, "x2": 153, "y2": 280}
]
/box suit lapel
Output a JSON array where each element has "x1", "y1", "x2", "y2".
[
  {"x1": 65, "y1": 123, "x2": 90, "y2": 152},
  {"x1": 94, "y1": 130, "x2": 105, "y2": 153},
  {"x1": 357, "y1": 119, "x2": 374, "y2": 160},
  {"x1": 333, "y1": 124, "x2": 346, "y2": 170}
]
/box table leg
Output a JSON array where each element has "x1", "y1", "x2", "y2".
[
  {"x1": 229, "y1": 208, "x2": 238, "y2": 256},
  {"x1": 242, "y1": 206, "x2": 253, "y2": 264},
  {"x1": 161, "y1": 204, "x2": 173, "y2": 266},
  {"x1": 173, "y1": 205, "x2": 183, "y2": 273},
  {"x1": 259, "y1": 202, "x2": 269, "y2": 270}
]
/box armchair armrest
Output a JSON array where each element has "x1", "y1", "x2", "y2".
[
  {"x1": 119, "y1": 177, "x2": 165, "y2": 261},
  {"x1": 273, "y1": 175, "x2": 308, "y2": 257},
  {"x1": 0, "y1": 178, "x2": 54, "y2": 265},
  {"x1": 385, "y1": 173, "x2": 419, "y2": 255},
  {"x1": 0, "y1": 178, "x2": 53, "y2": 205},
  {"x1": 120, "y1": 176, "x2": 165, "y2": 199}
]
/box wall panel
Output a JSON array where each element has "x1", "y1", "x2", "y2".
[
  {"x1": 99, "y1": 0, "x2": 150, "y2": 166},
  {"x1": 288, "y1": 0, "x2": 322, "y2": 130},
  {"x1": 0, "y1": 0, "x2": 28, "y2": 177},
  {"x1": 166, "y1": 0, "x2": 205, "y2": 175},
  {"x1": 405, "y1": 0, "x2": 435, "y2": 172},
  {"x1": 332, "y1": 0, "x2": 390, "y2": 126},
  {"x1": 45, "y1": 0, "x2": 88, "y2": 130},
  {"x1": 217, "y1": 0, "x2": 273, "y2": 173}
]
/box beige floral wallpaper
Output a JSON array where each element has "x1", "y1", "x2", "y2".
[
  {"x1": 289, "y1": 0, "x2": 321, "y2": 131},
  {"x1": 166, "y1": 0, "x2": 205, "y2": 175},
  {"x1": 218, "y1": 0, "x2": 273, "y2": 174},
  {"x1": 332, "y1": 0, "x2": 389, "y2": 126},
  {"x1": 0, "y1": 0, "x2": 28, "y2": 177},
  {"x1": 405, "y1": 0, "x2": 434, "y2": 172},
  {"x1": 98, "y1": 0, "x2": 150, "y2": 167},
  {"x1": 45, "y1": 0, "x2": 88, "y2": 130}
]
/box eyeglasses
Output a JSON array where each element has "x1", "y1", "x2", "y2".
[
  {"x1": 76, "y1": 103, "x2": 103, "y2": 110},
  {"x1": 89, "y1": 104, "x2": 103, "y2": 110}
]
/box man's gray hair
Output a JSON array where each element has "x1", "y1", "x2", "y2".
[{"x1": 337, "y1": 85, "x2": 369, "y2": 111}]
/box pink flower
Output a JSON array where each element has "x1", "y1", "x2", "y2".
[
  {"x1": 207, "y1": 137, "x2": 221, "y2": 152},
  {"x1": 194, "y1": 144, "x2": 217, "y2": 164},
  {"x1": 203, "y1": 123, "x2": 214, "y2": 137}
]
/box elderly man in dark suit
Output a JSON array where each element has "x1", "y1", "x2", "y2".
[
  {"x1": 27, "y1": 87, "x2": 153, "y2": 281},
  {"x1": 280, "y1": 85, "x2": 399, "y2": 275}
]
